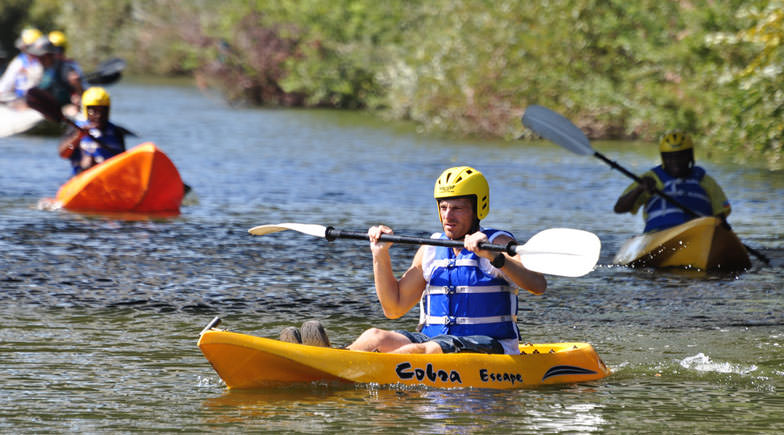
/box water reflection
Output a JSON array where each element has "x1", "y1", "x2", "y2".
[{"x1": 201, "y1": 384, "x2": 609, "y2": 433}]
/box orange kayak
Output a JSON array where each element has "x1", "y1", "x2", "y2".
[{"x1": 55, "y1": 142, "x2": 184, "y2": 214}]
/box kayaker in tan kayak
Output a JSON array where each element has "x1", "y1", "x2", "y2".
[
  {"x1": 281, "y1": 166, "x2": 547, "y2": 354},
  {"x1": 613, "y1": 131, "x2": 732, "y2": 233}
]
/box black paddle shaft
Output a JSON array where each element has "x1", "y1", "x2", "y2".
[
  {"x1": 324, "y1": 227, "x2": 518, "y2": 255},
  {"x1": 594, "y1": 151, "x2": 770, "y2": 265},
  {"x1": 594, "y1": 151, "x2": 700, "y2": 218}
]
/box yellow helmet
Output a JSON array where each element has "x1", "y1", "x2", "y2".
[
  {"x1": 16, "y1": 28, "x2": 43, "y2": 49},
  {"x1": 81, "y1": 87, "x2": 111, "y2": 117},
  {"x1": 659, "y1": 131, "x2": 694, "y2": 153},
  {"x1": 433, "y1": 166, "x2": 489, "y2": 220},
  {"x1": 48, "y1": 31, "x2": 68, "y2": 51}
]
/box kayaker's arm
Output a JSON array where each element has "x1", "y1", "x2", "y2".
[
  {"x1": 464, "y1": 232, "x2": 546, "y2": 295},
  {"x1": 368, "y1": 225, "x2": 427, "y2": 319},
  {"x1": 0, "y1": 57, "x2": 23, "y2": 98},
  {"x1": 65, "y1": 68, "x2": 84, "y2": 107},
  {"x1": 614, "y1": 176, "x2": 655, "y2": 213},
  {"x1": 58, "y1": 128, "x2": 85, "y2": 158},
  {"x1": 700, "y1": 174, "x2": 732, "y2": 218}
]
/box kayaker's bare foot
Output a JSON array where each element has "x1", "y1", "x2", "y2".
[
  {"x1": 279, "y1": 326, "x2": 302, "y2": 344},
  {"x1": 301, "y1": 320, "x2": 330, "y2": 347}
]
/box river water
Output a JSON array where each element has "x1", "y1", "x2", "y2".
[{"x1": 1, "y1": 82, "x2": 782, "y2": 432}]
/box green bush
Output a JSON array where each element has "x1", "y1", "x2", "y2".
[{"x1": 10, "y1": 0, "x2": 783, "y2": 169}]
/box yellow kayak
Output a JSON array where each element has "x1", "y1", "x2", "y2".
[
  {"x1": 613, "y1": 217, "x2": 751, "y2": 271},
  {"x1": 198, "y1": 320, "x2": 610, "y2": 390}
]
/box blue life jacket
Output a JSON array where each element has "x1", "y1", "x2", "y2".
[
  {"x1": 14, "y1": 53, "x2": 38, "y2": 97},
  {"x1": 419, "y1": 228, "x2": 519, "y2": 340},
  {"x1": 643, "y1": 165, "x2": 713, "y2": 233},
  {"x1": 69, "y1": 120, "x2": 126, "y2": 175}
]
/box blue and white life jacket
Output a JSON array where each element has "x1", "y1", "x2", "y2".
[
  {"x1": 14, "y1": 53, "x2": 38, "y2": 97},
  {"x1": 419, "y1": 228, "x2": 519, "y2": 339},
  {"x1": 69, "y1": 120, "x2": 127, "y2": 175},
  {"x1": 643, "y1": 165, "x2": 713, "y2": 233}
]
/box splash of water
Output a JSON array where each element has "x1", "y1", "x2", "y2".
[{"x1": 680, "y1": 353, "x2": 758, "y2": 375}]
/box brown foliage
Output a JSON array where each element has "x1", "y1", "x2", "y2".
[{"x1": 194, "y1": 13, "x2": 305, "y2": 106}]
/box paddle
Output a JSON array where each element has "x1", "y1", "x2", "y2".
[
  {"x1": 26, "y1": 87, "x2": 140, "y2": 138},
  {"x1": 25, "y1": 87, "x2": 109, "y2": 145},
  {"x1": 521, "y1": 105, "x2": 770, "y2": 265},
  {"x1": 26, "y1": 87, "x2": 140, "y2": 141},
  {"x1": 249, "y1": 223, "x2": 601, "y2": 278},
  {"x1": 84, "y1": 58, "x2": 126, "y2": 86}
]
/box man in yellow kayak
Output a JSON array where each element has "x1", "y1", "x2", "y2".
[
  {"x1": 613, "y1": 131, "x2": 731, "y2": 233},
  {"x1": 58, "y1": 87, "x2": 128, "y2": 175},
  {"x1": 281, "y1": 166, "x2": 547, "y2": 354}
]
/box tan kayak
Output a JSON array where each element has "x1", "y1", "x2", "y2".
[
  {"x1": 198, "y1": 321, "x2": 610, "y2": 390},
  {"x1": 613, "y1": 217, "x2": 751, "y2": 271}
]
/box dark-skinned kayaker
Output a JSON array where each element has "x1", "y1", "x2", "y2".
[
  {"x1": 58, "y1": 87, "x2": 128, "y2": 175},
  {"x1": 613, "y1": 131, "x2": 731, "y2": 233}
]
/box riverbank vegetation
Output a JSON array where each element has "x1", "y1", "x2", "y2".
[{"x1": 2, "y1": 0, "x2": 781, "y2": 169}]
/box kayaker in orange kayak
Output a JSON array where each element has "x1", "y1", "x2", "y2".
[
  {"x1": 613, "y1": 132, "x2": 731, "y2": 233},
  {"x1": 280, "y1": 166, "x2": 547, "y2": 354},
  {"x1": 58, "y1": 87, "x2": 128, "y2": 175}
]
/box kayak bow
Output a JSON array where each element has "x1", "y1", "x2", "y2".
[
  {"x1": 54, "y1": 142, "x2": 184, "y2": 214},
  {"x1": 613, "y1": 216, "x2": 751, "y2": 271}
]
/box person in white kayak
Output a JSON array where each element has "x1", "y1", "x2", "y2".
[
  {"x1": 28, "y1": 35, "x2": 83, "y2": 114},
  {"x1": 279, "y1": 166, "x2": 547, "y2": 354},
  {"x1": 47, "y1": 30, "x2": 86, "y2": 111},
  {"x1": 0, "y1": 28, "x2": 44, "y2": 105}
]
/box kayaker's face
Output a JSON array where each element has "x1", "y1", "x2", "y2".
[
  {"x1": 439, "y1": 197, "x2": 475, "y2": 240},
  {"x1": 35, "y1": 53, "x2": 55, "y2": 68},
  {"x1": 661, "y1": 151, "x2": 693, "y2": 179},
  {"x1": 86, "y1": 106, "x2": 109, "y2": 128}
]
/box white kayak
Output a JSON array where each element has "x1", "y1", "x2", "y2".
[{"x1": 0, "y1": 103, "x2": 45, "y2": 137}]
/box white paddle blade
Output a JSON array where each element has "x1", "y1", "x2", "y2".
[
  {"x1": 514, "y1": 228, "x2": 601, "y2": 277},
  {"x1": 248, "y1": 223, "x2": 328, "y2": 238},
  {"x1": 522, "y1": 105, "x2": 594, "y2": 156}
]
